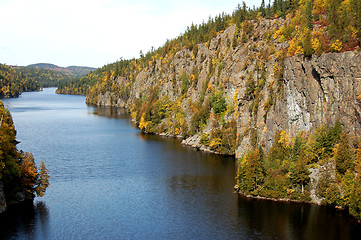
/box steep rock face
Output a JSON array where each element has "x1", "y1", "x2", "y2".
[
  {"x1": 237, "y1": 51, "x2": 361, "y2": 156},
  {"x1": 284, "y1": 52, "x2": 361, "y2": 135},
  {"x1": 88, "y1": 18, "x2": 361, "y2": 157},
  {"x1": 0, "y1": 181, "x2": 6, "y2": 213}
]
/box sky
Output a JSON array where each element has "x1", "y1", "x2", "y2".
[{"x1": 0, "y1": 0, "x2": 262, "y2": 68}]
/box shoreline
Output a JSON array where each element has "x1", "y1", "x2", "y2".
[{"x1": 234, "y1": 186, "x2": 361, "y2": 224}]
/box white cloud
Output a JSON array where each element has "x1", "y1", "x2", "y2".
[{"x1": 0, "y1": 0, "x2": 261, "y2": 67}]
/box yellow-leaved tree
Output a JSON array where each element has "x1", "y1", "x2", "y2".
[
  {"x1": 36, "y1": 162, "x2": 50, "y2": 197},
  {"x1": 20, "y1": 152, "x2": 50, "y2": 198}
]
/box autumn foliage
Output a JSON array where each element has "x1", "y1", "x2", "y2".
[
  {"x1": 0, "y1": 101, "x2": 49, "y2": 202},
  {"x1": 237, "y1": 122, "x2": 361, "y2": 221}
]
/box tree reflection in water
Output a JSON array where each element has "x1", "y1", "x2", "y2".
[
  {"x1": 0, "y1": 201, "x2": 49, "y2": 239},
  {"x1": 237, "y1": 195, "x2": 361, "y2": 240}
]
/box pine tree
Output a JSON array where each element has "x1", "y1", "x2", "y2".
[
  {"x1": 305, "y1": 0, "x2": 314, "y2": 29},
  {"x1": 341, "y1": 169, "x2": 355, "y2": 207},
  {"x1": 35, "y1": 162, "x2": 50, "y2": 197},
  {"x1": 351, "y1": 0, "x2": 361, "y2": 40},
  {"x1": 290, "y1": 158, "x2": 310, "y2": 193},
  {"x1": 260, "y1": 0, "x2": 266, "y2": 16},
  {"x1": 327, "y1": 0, "x2": 343, "y2": 39},
  {"x1": 350, "y1": 160, "x2": 361, "y2": 220},
  {"x1": 238, "y1": 148, "x2": 265, "y2": 194},
  {"x1": 303, "y1": 29, "x2": 313, "y2": 57},
  {"x1": 335, "y1": 132, "x2": 353, "y2": 175}
]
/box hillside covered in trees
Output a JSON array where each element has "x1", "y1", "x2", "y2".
[
  {"x1": 15, "y1": 64, "x2": 95, "y2": 88},
  {"x1": 56, "y1": 64, "x2": 114, "y2": 95},
  {"x1": 0, "y1": 64, "x2": 40, "y2": 98},
  {"x1": 0, "y1": 101, "x2": 49, "y2": 213},
  {"x1": 56, "y1": 0, "x2": 361, "y2": 220},
  {"x1": 58, "y1": 0, "x2": 361, "y2": 99}
]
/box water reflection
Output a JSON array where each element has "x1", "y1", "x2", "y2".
[
  {"x1": 2, "y1": 92, "x2": 361, "y2": 240},
  {"x1": 92, "y1": 106, "x2": 129, "y2": 119},
  {"x1": 0, "y1": 201, "x2": 49, "y2": 240},
  {"x1": 237, "y1": 195, "x2": 361, "y2": 240}
]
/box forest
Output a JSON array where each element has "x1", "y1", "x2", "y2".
[
  {"x1": 58, "y1": 0, "x2": 361, "y2": 96},
  {"x1": 14, "y1": 66, "x2": 71, "y2": 88},
  {"x1": 55, "y1": 0, "x2": 361, "y2": 220},
  {"x1": 0, "y1": 101, "x2": 49, "y2": 206},
  {"x1": 15, "y1": 64, "x2": 95, "y2": 88},
  {"x1": 236, "y1": 121, "x2": 361, "y2": 221},
  {"x1": 0, "y1": 64, "x2": 40, "y2": 98}
]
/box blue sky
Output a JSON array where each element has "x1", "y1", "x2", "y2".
[{"x1": 0, "y1": 0, "x2": 262, "y2": 68}]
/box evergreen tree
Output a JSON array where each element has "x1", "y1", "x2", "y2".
[
  {"x1": 335, "y1": 132, "x2": 353, "y2": 175},
  {"x1": 260, "y1": 0, "x2": 266, "y2": 16},
  {"x1": 317, "y1": 169, "x2": 331, "y2": 198},
  {"x1": 306, "y1": 0, "x2": 314, "y2": 29},
  {"x1": 327, "y1": 0, "x2": 343, "y2": 39},
  {"x1": 35, "y1": 162, "x2": 50, "y2": 197},
  {"x1": 341, "y1": 169, "x2": 355, "y2": 207},
  {"x1": 268, "y1": 130, "x2": 290, "y2": 171},
  {"x1": 290, "y1": 158, "x2": 310, "y2": 193},
  {"x1": 303, "y1": 29, "x2": 313, "y2": 57},
  {"x1": 351, "y1": 0, "x2": 361, "y2": 40},
  {"x1": 238, "y1": 148, "x2": 265, "y2": 194},
  {"x1": 350, "y1": 160, "x2": 361, "y2": 219},
  {"x1": 324, "y1": 182, "x2": 342, "y2": 206},
  {"x1": 291, "y1": 132, "x2": 304, "y2": 162}
]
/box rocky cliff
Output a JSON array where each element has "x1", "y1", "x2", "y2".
[{"x1": 86, "y1": 18, "x2": 361, "y2": 157}]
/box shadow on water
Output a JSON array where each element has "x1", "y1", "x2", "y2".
[
  {"x1": 91, "y1": 106, "x2": 130, "y2": 120},
  {"x1": 2, "y1": 96, "x2": 361, "y2": 239},
  {"x1": 0, "y1": 201, "x2": 49, "y2": 240},
  {"x1": 237, "y1": 195, "x2": 361, "y2": 240}
]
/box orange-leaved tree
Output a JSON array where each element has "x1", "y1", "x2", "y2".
[{"x1": 19, "y1": 152, "x2": 50, "y2": 198}]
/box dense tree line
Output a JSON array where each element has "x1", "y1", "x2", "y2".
[
  {"x1": 0, "y1": 64, "x2": 40, "y2": 98},
  {"x1": 0, "y1": 101, "x2": 49, "y2": 205},
  {"x1": 236, "y1": 121, "x2": 361, "y2": 220},
  {"x1": 56, "y1": 0, "x2": 361, "y2": 220},
  {"x1": 60, "y1": 0, "x2": 361, "y2": 98},
  {"x1": 14, "y1": 66, "x2": 72, "y2": 88},
  {"x1": 56, "y1": 61, "x2": 130, "y2": 95}
]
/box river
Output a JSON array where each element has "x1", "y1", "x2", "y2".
[{"x1": 0, "y1": 88, "x2": 360, "y2": 240}]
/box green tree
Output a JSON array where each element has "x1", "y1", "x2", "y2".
[
  {"x1": 341, "y1": 169, "x2": 355, "y2": 207},
  {"x1": 289, "y1": 159, "x2": 310, "y2": 193},
  {"x1": 316, "y1": 169, "x2": 331, "y2": 198},
  {"x1": 350, "y1": 160, "x2": 361, "y2": 219},
  {"x1": 324, "y1": 182, "x2": 342, "y2": 206},
  {"x1": 238, "y1": 148, "x2": 265, "y2": 194},
  {"x1": 267, "y1": 130, "x2": 291, "y2": 171},
  {"x1": 335, "y1": 132, "x2": 353, "y2": 175},
  {"x1": 210, "y1": 91, "x2": 227, "y2": 114},
  {"x1": 351, "y1": 0, "x2": 361, "y2": 40},
  {"x1": 304, "y1": 0, "x2": 314, "y2": 29},
  {"x1": 327, "y1": 0, "x2": 343, "y2": 39},
  {"x1": 303, "y1": 29, "x2": 313, "y2": 57},
  {"x1": 308, "y1": 121, "x2": 342, "y2": 163}
]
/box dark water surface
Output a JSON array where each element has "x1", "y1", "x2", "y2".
[{"x1": 1, "y1": 88, "x2": 361, "y2": 240}]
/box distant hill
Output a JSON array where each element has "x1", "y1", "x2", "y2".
[
  {"x1": 26, "y1": 63, "x2": 95, "y2": 78},
  {"x1": 0, "y1": 64, "x2": 40, "y2": 98},
  {"x1": 66, "y1": 66, "x2": 96, "y2": 78},
  {"x1": 15, "y1": 63, "x2": 95, "y2": 88}
]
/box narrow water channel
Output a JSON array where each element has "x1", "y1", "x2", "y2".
[{"x1": 1, "y1": 88, "x2": 360, "y2": 240}]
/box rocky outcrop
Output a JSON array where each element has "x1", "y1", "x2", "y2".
[
  {"x1": 236, "y1": 51, "x2": 361, "y2": 156},
  {"x1": 87, "y1": 18, "x2": 361, "y2": 157},
  {"x1": 0, "y1": 181, "x2": 7, "y2": 213}
]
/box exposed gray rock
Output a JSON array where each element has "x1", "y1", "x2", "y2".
[
  {"x1": 309, "y1": 168, "x2": 323, "y2": 205},
  {"x1": 87, "y1": 18, "x2": 361, "y2": 161}
]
